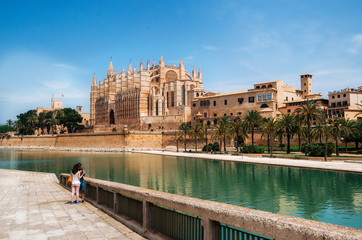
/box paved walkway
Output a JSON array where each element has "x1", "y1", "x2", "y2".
[
  {"x1": 139, "y1": 150, "x2": 362, "y2": 173},
  {"x1": 0, "y1": 169, "x2": 145, "y2": 240}
]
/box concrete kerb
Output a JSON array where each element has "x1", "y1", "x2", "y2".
[{"x1": 59, "y1": 173, "x2": 362, "y2": 240}]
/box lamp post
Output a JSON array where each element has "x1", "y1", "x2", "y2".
[{"x1": 341, "y1": 137, "x2": 344, "y2": 153}]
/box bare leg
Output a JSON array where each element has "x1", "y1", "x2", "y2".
[
  {"x1": 71, "y1": 185, "x2": 75, "y2": 202},
  {"x1": 75, "y1": 185, "x2": 80, "y2": 202}
]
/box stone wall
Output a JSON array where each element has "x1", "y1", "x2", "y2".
[{"x1": 0, "y1": 132, "x2": 163, "y2": 149}]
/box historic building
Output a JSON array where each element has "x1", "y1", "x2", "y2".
[
  {"x1": 328, "y1": 86, "x2": 362, "y2": 120},
  {"x1": 191, "y1": 74, "x2": 322, "y2": 123},
  {"x1": 90, "y1": 57, "x2": 205, "y2": 130}
]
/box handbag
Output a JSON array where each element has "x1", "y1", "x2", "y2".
[{"x1": 67, "y1": 174, "x2": 73, "y2": 186}]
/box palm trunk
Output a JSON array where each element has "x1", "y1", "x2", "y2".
[
  {"x1": 335, "y1": 135, "x2": 339, "y2": 156},
  {"x1": 287, "y1": 133, "x2": 290, "y2": 154},
  {"x1": 236, "y1": 133, "x2": 239, "y2": 152},
  {"x1": 195, "y1": 137, "x2": 197, "y2": 152},
  {"x1": 298, "y1": 133, "x2": 301, "y2": 151},
  {"x1": 319, "y1": 135, "x2": 322, "y2": 144},
  {"x1": 223, "y1": 136, "x2": 226, "y2": 152},
  {"x1": 251, "y1": 128, "x2": 254, "y2": 145},
  {"x1": 307, "y1": 120, "x2": 311, "y2": 144},
  {"x1": 324, "y1": 136, "x2": 328, "y2": 161},
  {"x1": 205, "y1": 130, "x2": 208, "y2": 149},
  {"x1": 184, "y1": 132, "x2": 187, "y2": 152},
  {"x1": 176, "y1": 140, "x2": 179, "y2": 152},
  {"x1": 219, "y1": 140, "x2": 222, "y2": 153},
  {"x1": 345, "y1": 141, "x2": 348, "y2": 154},
  {"x1": 270, "y1": 134, "x2": 273, "y2": 158}
]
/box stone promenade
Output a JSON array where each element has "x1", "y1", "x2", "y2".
[{"x1": 0, "y1": 169, "x2": 145, "y2": 240}]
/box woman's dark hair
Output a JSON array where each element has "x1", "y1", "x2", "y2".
[
  {"x1": 77, "y1": 163, "x2": 82, "y2": 169},
  {"x1": 72, "y1": 163, "x2": 80, "y2": 174}
]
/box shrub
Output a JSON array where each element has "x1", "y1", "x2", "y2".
[
  {"x1": 212, "y1": 142, "x2": 220, "y2": 152},
  {"x1": 202, "y1": 144, "x2": 213, "y2": 152},
  {"x1": 112, "y1": 128, "x2": 117, "y2": 132},
  {"x1": 242, "y1": 144, "x2": 264, "y2": 154},
  {"x1": 301, "y1": 142, "x2": 335, "y2": 157}
]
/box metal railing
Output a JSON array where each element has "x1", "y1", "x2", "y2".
[{"x1": 59, "y1": 174, "x2": 360, "y2": 240}]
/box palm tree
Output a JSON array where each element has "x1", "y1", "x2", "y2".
[
  {"x1": 171, "y1": 132, "x2": 184, "y2": 152},
  {"x1": 244, "y1": 110, "x2": 262, "y2": 145},
  {"x1": 47, "y1": 117, "x2": 57, "y2": 135},
  {"x1": 329, "y1": 118, "x2": 351, "y2": 156},
  {"x1": 229, "y1": 118, "x2": 247, "y2": 152},
  {"x1": 6, "y1": 119, "x2": 13, "y2": 132},
  {"x1": 321, "y1": 124, "x2": 333, "y2": 161},
  {"x1": 261, "y1": 118, "x2": 278, "y2": 157},
  {"x1": 294, "y1": 100, "x2": 324, "y2": 144},
  {"x1": 212, "y1": 124, "x2": 223, "y2": 153},
  {"x1": 277, "y1": 114, "x2": 297, "y2": 154},
  {"x1": 190, "y1": 123, "x2": 204, "y2": 152},
  {"x1": 340, "y1": 119, "x2": 358, "y2": 153},
  {"x1": 215, "y1": 116, "x2": 232, "y2": 152},
  {"x1": 53, "y1": 109, "x2": 64, "y2": 132},
  {"x1": 14, "y1": 121, "x2": 22, "y2": 135},
  {"x1": 28, "y1": 116, "x2": 39, "y2": 135},
  {"x1": 311, "y1": 123, "x2": 324, "y2": 144},
  {"x1": 179, "y1": 122, "x2": 191, "y2": 152},
  {"x1": 203, "y1": 123, "x2": 212, "y2": 150}
]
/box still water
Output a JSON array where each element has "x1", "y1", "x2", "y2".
[{"x1": 0, "y1": 149, "x2": 361, "y2": 229}]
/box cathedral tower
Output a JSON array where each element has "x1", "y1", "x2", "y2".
[{"x1": 300, "y1": 74, "x2": 312, "y2": 98}]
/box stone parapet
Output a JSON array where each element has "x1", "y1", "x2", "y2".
[{"x1": 59, "y1": 174, "x2": 362, "y2": 240}]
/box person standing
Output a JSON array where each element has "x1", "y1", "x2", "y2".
[
  {"x1": 77, "y1": 163, "x2": 86, "y2": 203},
  {"x1": 70, "y1": 163, "x2": 83, "y2": 204}
]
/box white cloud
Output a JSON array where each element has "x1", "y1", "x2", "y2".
[
  {"x1": 202, "y1": 45, "x2": 217, "y2": 51},
  {"x1": 349, "y1": 34, "x2": 362, "y2": 54}
]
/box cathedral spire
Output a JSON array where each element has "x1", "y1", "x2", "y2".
[
  {"x1": 198, "y1": 67, "x2": 202, "y2": 79},
  {"x1": 107, "y1": 58, "x2": 114, "y2": 75},
  {"x1": 179, "y1": 59, "x2": 184, "y2": 69},
  {"x1": 147, "y1": 59, "x2": 150, "y2": 70},
  {"x1": 128, "y1": 61, "x2": 132, "y2": 72},
  {"x1": 92, "y1": 73, "x2": 97, "y2": 87},
  {"x1": 122, "y1": 66, "x2": 125, "y2": 73},
  {"x1": 140, "y1": 59, "x2": 143, "y2": 70},
  {"x1": 159, "y1": 56, "x2": 164, "y2": 67},
  {"x1": 192, "y1": 66, "x2": 196, "y2": 78},
  {"x1": 152, "y1": 59, "x2": 155, "y2": 67}
]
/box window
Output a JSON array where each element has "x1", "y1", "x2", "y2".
[
  {"x1": 192, "y1": 103, "x2": 196, "y2": 107},
  {"x1": 337, "y1": 102, "x2": 341, "y2": 106},
  {"x1": 207, "y1": 100, "x2": 210, "y2": 106},
  {"x1": 224, "y1": 99, "x2": 227, "y2": 105},
  {"x1": 338, "y1": 95, "x2": 340, "y2": 98},
  {"x1": 343, "y1": 101, "x2": 348, "y2": 106},
  {"x1": 204, "y1": 112, "x2": 207, "y2": 118},
  {"x1": 286, "y1": 97, "x2": 288, "y2": 101},
  {"x1": 238, "y1": 98, "x2": 244, "y2": 104},
  {"x1": 230, "y1": 113, "x2": 233, "y2": 116},
  {"x1": 343, "y1": 94, "x2": 346, "y2": 97},
  {"x1": 263, "y1": 93, "x2": 266, "y2": 100},
  {"x1": 304, "y1": 83, "x2": 306, "y2": 86},
  {"x1": 304, "y1": 90, "x2": 306, "y2": 92},
  {"x1": 260, "y1": 103, "x2": 269, "y2": 108},
  {"x1": 200, "y1": 101, "x2": 203, "y2": 107},
  {"x1": 332, "y1": 96, "x2": 335, "y2": 99},
  {"x1": 238, "y1": 112, "x2": 242, "y2": 115},
  {"x1": 213, "y1": 113, "x2": 217, "y2": 117},
  {"x1": 249, "y1": 96, "x2": 255, "y2": 103},
  {"x1": 181, "y1": 85, "x2": 185, "y2": 105},
  {"x1": 224, "y1": 113, "x2": 227, "y2": 116},
  {"x1": 258, "y1": 94, "x2": 261, "y2": 101},
  {"x1": 213, "y1": 101, "x2": 216, "y2": 106},
  {"x1": 288, "y1": 109, "x2": 291, "y2": 113},
  {"x1": 331, "y1": 103, "x2": 336, "y2": 107},
  {"x1": 268, "y1": 93, "x2": 271, "y2": 100}
]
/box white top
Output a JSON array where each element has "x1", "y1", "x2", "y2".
[{"x1": 72, "y1": 171, "x2": 80, "y2": 185}]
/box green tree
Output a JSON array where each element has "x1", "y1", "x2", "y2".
[
  {"x1": 171, "y1": 132, "x2": 183, "y2": 152},
  {"x1": 28, "y1": 116, "x2": 39, "y2": 135},
  {"x1": 244, "y1": 110, "x2": 262, "y2": 145},
  {"x1": 294, "y1": 100, "x2": 324, "y2": 144},
  {"x1": 16, "y1": 110, "x2": 37, "y2": 135},
  {"x1": 311, "y1": 123, "x2": 324, "y2": 144},
  {"x1": 203, "y1": 122, "x2": 212, "y2": 150},
  {"x1": 229, "y1": 117, "x2": 247, "y2": 152},
  {"x1": 261, "y1": 118, "x2": 278, "y2": 157},
  {"x1": 179, "y1": 122, "x2": 191, "y2": 152},
  {"x1": 59, "y1": 108, "x2": 83, "y2": 133},
  {"x1": 53, "y1": 109, "x2": 65, "y2": 132},
  {"x1": 46, "y1": 117, "x2": 57, "y2": 135},
  {"x1": 190, "y1": 122, "x2": 204, "y2": 152},
  {"x1": 277, "y1": 114, "x2": 297, "y2": 153},
  {"x1": 340, "y1": 119, "x2": 358, "y2": 153},
  {"x1": 350, "y1": 120, "x2": 362, "y2": 150},
  {"x1": 329, "y1": 118, "x2": 351, "y2": 156},
  {"x1": 6, "y1": 119, "x2": 13, "y2": 132},
  {"x1": 214, "y1": 115, "x2": 232, "y2": 152}
]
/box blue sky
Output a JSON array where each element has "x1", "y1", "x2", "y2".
[{"x1": 0, "y1": 0, "x2": 361, "y2": 124}]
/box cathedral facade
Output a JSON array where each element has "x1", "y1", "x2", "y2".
[{"x1": 90, "y1": 57, "x2": 205, "y2": 130}]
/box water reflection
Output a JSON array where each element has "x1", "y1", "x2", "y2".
[{"x1": 0, "y1": 149, "x2": 361, "y2": 229}]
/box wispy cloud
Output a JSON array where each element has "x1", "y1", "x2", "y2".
[
  {"x1": 349, "y1": 34, "x2": 362, "y2": 54},
  {"x1": 202, "y1": 45, "x2": 217, "y2": 51},
  {"x1": 53, "y1": 63, "x2": 78, "y2": 70}
]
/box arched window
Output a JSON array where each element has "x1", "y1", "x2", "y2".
[
  {"x1": 268, "y1": 93, "x2": 271, "y2": 100},
  {"x1": 260, "y1": 104, "x2": 269, "y2": 108},
  {"x1": 258, "y1": 94, "x2": 261, "y2": 101},
  {"x1": 156, "y1": 101, "x2": 159, "y2": 116},
  {"x1": 181, "y1": 85, "x2": 185, "y2": 105},
  {"x1": 263, "y1": 93, "x2": 266, "y2": 100},
  {"x1": 109, "y1": 109, "x2": 115, "y2": 125}
]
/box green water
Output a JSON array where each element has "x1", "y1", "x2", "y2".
[{"x1": 0, "y1": 149, "x2": 361, "y2": 229}]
